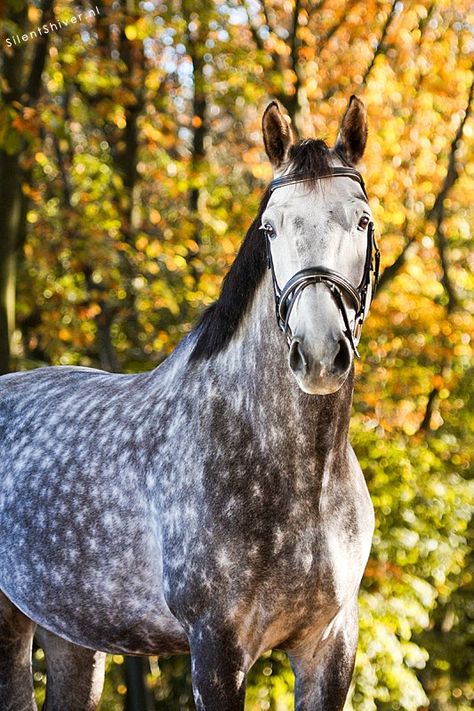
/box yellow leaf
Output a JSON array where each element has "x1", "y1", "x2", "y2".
[{"x1": 124, "y1": 25, "x2": 137, "y2": 40}]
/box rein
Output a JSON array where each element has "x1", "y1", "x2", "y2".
[{"x1": 263, "y1": 167, "x2": 380, "y2": 357}]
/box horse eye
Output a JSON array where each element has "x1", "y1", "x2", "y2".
[
  {"x1": 358, "y1": 215, "x2": 370, "y2": 230},
  {"x1": 262, "y1": 223, "x2": 276, "y2": 239}
]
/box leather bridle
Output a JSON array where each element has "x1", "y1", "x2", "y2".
[{"x1": 262, "y1": 166, "x2": 380, "y2": 358}]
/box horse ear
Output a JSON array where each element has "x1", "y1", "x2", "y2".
[
  {"x1": 335, "y1": 95, "x2": 368, "y2": 165},
  {"x1": 262, "y1": 101, "x2": 295, "y2": 168}
]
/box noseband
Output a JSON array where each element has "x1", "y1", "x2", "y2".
[{"x1": 263, "y1": 167, "x2": 380, "y2": 358}]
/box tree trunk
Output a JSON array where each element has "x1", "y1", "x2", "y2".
[
  {"x1": 0, "y1": 0, "x2": 53, "y2": 373},
  {"x1": 0, "y1": 3, "x2": 27, "y2": 373},
  {"x1": 124, "y1": 657, "x2": 155, "y2": 711}
]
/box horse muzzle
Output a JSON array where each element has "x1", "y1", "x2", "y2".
[{"x1": 288, "y1": 334, "x2": 352, "y2": 395}]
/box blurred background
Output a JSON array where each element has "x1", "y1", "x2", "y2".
[{"x1": 0, "y1": 0, "x2": 473, "y2": 709}]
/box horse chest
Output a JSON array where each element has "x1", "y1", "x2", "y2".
[{"x1": 163, "y1": 480, "x2": 372, "y2": 656}]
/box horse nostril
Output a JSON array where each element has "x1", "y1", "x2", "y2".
[
  {"x1": 334, "y1": 338, "x2": 351, "y2": 374},
  {"x1": 289, "y1": 339, "x2": 307, "y2": 375}
]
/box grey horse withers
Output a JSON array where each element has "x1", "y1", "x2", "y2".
[{"x1": 0, "y1": 97, "x2": 378, "y2": 710}]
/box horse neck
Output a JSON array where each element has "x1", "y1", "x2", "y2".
[{"x1": 201, "y1": 271, "x2": 354, "y2": 464}]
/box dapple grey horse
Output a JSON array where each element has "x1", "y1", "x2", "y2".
[{"x1": 0, "y1": 96, "x2": 378, "y2": 710}]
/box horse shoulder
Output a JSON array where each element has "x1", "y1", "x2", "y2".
[{"x1": 317, "y1": 445, "x2": 373, "y2": 605}]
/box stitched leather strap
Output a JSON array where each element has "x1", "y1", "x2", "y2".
[{"x1": 269, "y1": 167, "x2": 368, "y2": 199}]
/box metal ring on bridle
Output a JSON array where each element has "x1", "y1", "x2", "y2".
[{"x1": 264, "y1": 167, "x2": 380, "y2": 358}]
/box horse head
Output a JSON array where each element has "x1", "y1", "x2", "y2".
[{"x1": 261, "y1": 97, "x2": 379, "y2": 395}]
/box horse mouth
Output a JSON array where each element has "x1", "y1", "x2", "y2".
[{"x1": 288, "y1": 337, "x2": 351, "y2": 395}]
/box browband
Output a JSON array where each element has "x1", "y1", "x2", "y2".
[{"x1": 269, "y1": 167, "x2": 368, "y2": 199}]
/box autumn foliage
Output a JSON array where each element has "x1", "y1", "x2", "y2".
[{"x1": 0, "y1": 0, "x2": 473, "y2": 709}]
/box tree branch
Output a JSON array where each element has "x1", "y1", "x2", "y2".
[
  {"x1": 417, "y1": 386, "x2": 439, "y2": 433},
  {"x1": 376, "y1": 235, "x2": 416, "y2": 293},
  {"x1": 360, "y1": 0, "x2": 398, "y2": 88},
  {"x1": 282, "y1": 0, "x2": 303, "y2": 123},
  {"x1": 436, "y1": 222, "x2": 458, "y2": 312},
  {"x1": 306, "y1": 0, "x2": 328, "y2": 21},
  {"x1": 289, "y1": 0, "x2": 302, "y2": 64},
  {"x1": 427, "y1": 69, "x2": 474, "y2": 311},
  {"x1": 427, "y1": 69, "x2": 474, "y2": 223},
  {"x1": 418, "y1": 1, "x2": 437, "y2": 39},
  {"x1": 260, "y1": 0, "x2": 276, "y2": 35},
  {"x1": 24, "y1": 0, "x2": 55, "y2": 103},
  {"x1": 318, "y1": 0, "x2": 365, "y2": 102},
  {"x1": 318, "y1": 0, "x2": 358, "y2": 49},
  {"x1": 243, "y1": 0, "x2": 265, "y2": 52},
  {"x1": 378, "y1": 68, "x2": 473, "y2": 296}
]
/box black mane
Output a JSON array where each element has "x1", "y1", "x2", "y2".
[{"x1": 190, "y1": 139, "x2": 332, "y2": 361}]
